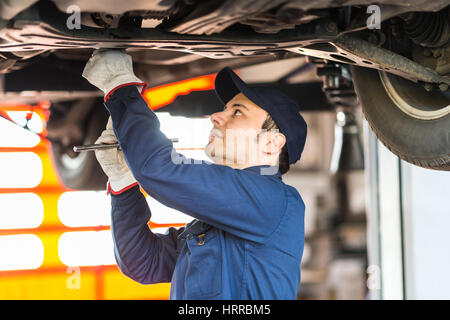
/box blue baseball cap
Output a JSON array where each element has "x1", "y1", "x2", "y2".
[{"x1": 214, "y1": 67, "x2": 308, "y2": 165}]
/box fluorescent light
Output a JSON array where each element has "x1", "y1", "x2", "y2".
[
  {"x1": 58, "y1": 231, "x2": 116, "y2": 267},
  {"x1": 0, "y1": 152, "x2": 42, "y2": 188},
  {"x1": 0, "y1": 193, "x2": 43, "y2": 229},
  {"x1": 0, "y1": 234, "x2": 44, "y2": 271},
  {"x1": 0, "y1": 117, "x2": 40, "y2": 147},
  {"x1": 58, "y1": 191, "x2": 111, "y2": 227}
]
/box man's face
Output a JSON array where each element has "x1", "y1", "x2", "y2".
[{"x1": 205, "y1": 92, "x2": 271, "y2": 167}]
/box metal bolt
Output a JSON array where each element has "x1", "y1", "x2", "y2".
[
  {"x1": 438, "y1": 57, "x2": 448, "y2": 65},
  {"x1": 324, "y1": 75, "x2": 340, "y2": 89},
  {"x1": 423, "y1": 83, "x2": 433, "y2": 91},
  {"x1": 433, "y1": 50, "x2": 442, "y2": 58},
  {"x1": 438, "y1": 83, "x2": 449, "y2": 91},
  {"x1": 423, "y1": 48, "x2": 432, "y2": 57},
  {"x1": 325, "y1": 21, "x2": 337, "y2": 33}
]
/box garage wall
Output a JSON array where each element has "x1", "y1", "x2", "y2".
[
  {"x1": 402, "y1": 164, "x2": 450, "y2": 299},
  {"x1": 364, "y1": 120, "x2": 450, "y2": 300}
]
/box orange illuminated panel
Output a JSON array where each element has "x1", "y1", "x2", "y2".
[
  {"x1": 0, "y1": 268, "x2": 98, "y2": 300},
  {"x1": 143, "y1": 74, "x2": 216, "y2": 110},
  {"x1": 103, "y1": 271, "x2": 171, "y2": 300},
  {"x1": 0, "y1": 74, "x2": 219, "y2": 300}
]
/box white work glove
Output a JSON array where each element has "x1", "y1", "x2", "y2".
[
  {"x1": 94, "y1": 117, "x2": 137, "y2": 194},
  {"x1": 82, "y1": 49, "x2": 145, "y2": 99}
]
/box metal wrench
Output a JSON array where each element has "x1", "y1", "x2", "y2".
[{"x1": 73, "y1": 138, "x2": 178, "y2": 152}]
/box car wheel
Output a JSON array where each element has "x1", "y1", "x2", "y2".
[
  {"x1": 50, "y1": 103, "x2": 109, "y2": 190},
  {"x1": 351, "y1": 66, "x2": 450, "y2": 171}
]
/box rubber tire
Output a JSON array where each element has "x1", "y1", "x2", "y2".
[
  {"x1": 351, "y1": 66, "x2": 450, "y2": 171},
  {"x1": 51, "y1": 103, "x2": 109, "y2": 190}
]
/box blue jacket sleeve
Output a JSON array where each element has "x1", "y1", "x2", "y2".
[
  {"x1": 110, "y1": 184, "x2": 184, "y2": 284},
  {"x1": 105, "y1": 85, "x2": 287, "y2": 244}
]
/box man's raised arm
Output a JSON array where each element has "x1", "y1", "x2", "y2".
[
  {"x1": 83, "y1": 49, "x2": 287, "y2": 244},
  {"x1": 93, "y1": 116, "x2": 183, "y2": 284}
]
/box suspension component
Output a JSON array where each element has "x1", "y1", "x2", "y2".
[
  {"x1": 401, "y1": 8, "x2": 450, "y2": 48},
  {"x1": 316, "y1": 63, "x2": 359, "y2": 109}
]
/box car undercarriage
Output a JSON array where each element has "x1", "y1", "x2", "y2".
[
  {"x1": 0, "y1": 1, "x2": 449, "y2": 86},
  {"x1": 0, "y1": 0, "x2": 448, "y2": 189}
]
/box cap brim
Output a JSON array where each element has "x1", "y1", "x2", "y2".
[{"x1": 215, "y1": 67, "x2": 260, "y2": 106}]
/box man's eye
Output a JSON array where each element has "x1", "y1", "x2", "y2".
[{"x1": 233, "y1": 109, "x2": 243, "y2": 116}]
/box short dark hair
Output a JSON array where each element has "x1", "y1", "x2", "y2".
[{"x1": 261, "y1": 113, "x2": 290, "y2": 175}]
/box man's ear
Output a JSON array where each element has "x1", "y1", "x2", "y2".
[{"x1": 260, "y1": 131, "x2": 286, "y2": 155}]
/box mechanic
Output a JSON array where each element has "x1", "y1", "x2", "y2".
[{"x1": 82, "y1": 49, "x2": 308, "y2": 300}]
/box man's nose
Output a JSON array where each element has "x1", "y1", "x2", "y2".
[{"x1": 210, "y1": 111, "x2": 226, "y2": 127}]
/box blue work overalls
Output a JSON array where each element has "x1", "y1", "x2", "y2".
[{"x1": 105, "y1": 85, "x2": 306, "y2": 299}]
